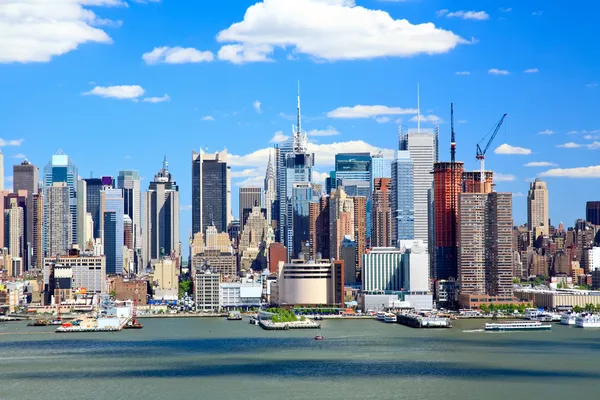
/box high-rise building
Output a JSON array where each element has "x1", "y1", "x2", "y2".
[
  {"x1": 76, "y1": 179, "x2": 87, "y2": 250},
  {"x1": 190, "y1": 225, "x2": 236, "y2": 278},
  {"x1": 83, "y1": 178, "x2": 103, "y2": 239},
  {"x1": 264, "y1": 150, "x2": 277, "y2": 227},
  {"x1": 102, "y1": 188, "x2": 124, "y2": 275},
  {"x1": 290, "y1": 182, "x2": 312, "y2": 259},
  {"x1": 399, "y1": 130, "x2": 437, "y2": 244},
  {"x1": 433, "y1": 161, "x2": 465, "y2": 281},
  {"x1": 462, "y1": 171, "x2": 494, "y2": 194},
  {"x1": 45, "y1": 182, "x2": 71, "y2": 257},
  {"x1": 13, "y1": 159, "x2": 39, "y2": 195},
  {"x1": 372, "y1": 178, "x2": 393, "y2": 248},
  {"x1": 329, "y1": 187, "x2": 354, "y2": 261},
  {"x1": 391, "y1": 150, "x2": 414, "y2": 243},
  {"x1": 458, "y1": 192, "x2": 513, "y2": 306},
  {"x1": 192, "y1": 150, "x2": 230, "y2": 235},
  {"x1": 353, "y1": 195, "x2": 367, "y2": 275},
  {"x1": 4, "y1": 198, "x2": 24, "y2": 258},
  {"x1": 142, "y1": 158, "x2": 180, "y2": 267},
  {"x1": 32, "y1": 193, "x2": 43, "y2": 268},
  {"x1": 586, "y1": 202, "x2": 600, "y2": 226},
  {"x1": 43, "y1": 151, "x2": 78, "y2": 249},
  {"x1": 371, "y1": 153, "x2": 392, "y2": 180},
  {"x1": 239, "y1": 187, "x2": 262, "y2": 225},
  {"x1": 0, "y1": 149, "x2": 3, "y2": 192},
  {"x1": 309, "y1": 196, "x2": 330, "y2": 260},
  {"x1": 527, "y1": 178, "x2": 549, "y2": 244},
  {"x1": 118, "y1": 170, "x2": 141, "y2": 253},
  {"x1": 340, "y1": 236, "x2": 357, "y2": 285},
  {"x1": 239, "y1": 205, "x2": 272, "y2": 271}
]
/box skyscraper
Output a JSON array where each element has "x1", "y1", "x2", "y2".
[
  {"x1": 462, "y1": 171, "x2": 494, "y2": 194},
  {"x1": 192, "y1": 150, "x2": 230, "y2": 234},
  {"x1": 291, "y1": 182, "x2": 312, "y2": 259},
  {"x1": 118, "y1": 170, "x2": 141, "y2": 252},
  {"x1": 586, "y1": 201, "x2": 600, "y2": 225},
  {"x1": 45, "y1": 182, "x2": 71, "y2": 257},
  {"x1": 13, "y1": 159, "x2": 39, "y2": 195},
  {"x1": 4, "y1": 198, "x2": 24, "y2": 258},
  {"x1": 458, "y1": 191, "x2": 513, "y2": 305},
  {"x1": 264, "y1": 150, "x2": 277, "y2": 227},
  {"x1": 372, "y1": 178, "x2": 393, "y2": 248},
  {"x1": 309, "y1": 196, "x2": 330, "y2": 260},
  {"x1": 239, "y1": 186, "x2": 262, "y2": 225},
  {"x1": 329, "y1": 187, "x2": 354, "y2": 261},
  {"x1": 76, "y1": 179, "x2": 87, "y2": 250},
  {"x1": 399, "y1": 130, "x2": 437, "y2": 244},
  {"x1": 0, "y1": 149, "x2": 3, "y2": 191},
  {"x1": 43, "y1": 151, "x2": 78, "y2": 249},
  {"x1": 371, "y1": 153, "x2": 392, "y2": 180},
  {"x1": 353, "y1": 195, "x2": 367, "y2": 275},
  {"x1": 32, "y1": 193, "x2": 43, "y2": 268},
  {"x1": 83, "y1": 178, "x2": 103, "y2": 239},
  {"x1": 527, "y1": 178, "x2": 549, "y2": 244},
  {"x1": 142, "y1": 157, "x2": 180, "y2": 267},
  {"x1": 391, "y1": 150, "x2": 414, "y2": 243},
  {"x1": 102, "y1": 188, "x2": 124, "y2": 275},
  {"x1": 433, "y1": 161, "x2": 465, "y2": 281}
]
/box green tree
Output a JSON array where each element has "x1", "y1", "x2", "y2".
[
  {"x1": 479, "y1": 304, "x2": 489, "y2": 314},
  {"x1": 512, "y1": 278, "x2": 521, "y2": 284},
  {"x1": 179, "y1": 279, "x2": 193, "y2": 298},
  {"x1": 573, "y1": 305, "x2": 582, "y2": 313}
]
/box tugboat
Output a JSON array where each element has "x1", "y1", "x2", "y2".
[
  {"x1": 314, "y1": 335, "x2": 324, "y2": 340},
  {"x1": 27, "y1": 319, "x2": 49, "y2": 327},
  {"x1": 124, "y1": 291, "x2": 144, "y2": 329},
  {"x1": 227, "y1": 311, "x2": 243, "y2": 321}
]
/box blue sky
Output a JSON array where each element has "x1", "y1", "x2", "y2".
[{"x1": 1, "y1": 0, "x2": 599, "y2": 250}]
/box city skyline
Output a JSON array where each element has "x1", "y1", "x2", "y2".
[{"x1": 1, "y1": 1, "x2": 599, "y2": 257}]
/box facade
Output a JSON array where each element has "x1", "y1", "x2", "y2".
[
  {"x1": 274, "y1": 259, "x2": 344, "y2": 306},
  {"x1": 458, "y1": 192, "x2": 513, "y2": 305},
  {"x1": 514, "y1": 288, "x2": 600, "y2": 309},
  {"x1": 13, "y1": 159, "x2": 38, "y2": 266},
  {"x1": 391, "y1": 150, "x2": 414, "y2": 242},
  {"x1": 45, "y1": 182, "x2": 71, "y2": 257},
  {"x1": 433, "y1": 161, "x2": 465, "y2": 281},
  {"x1": 527, "y1": 178, "x2": 549, "y2": 244},
  {"x1": 239, "y1": 205, "x2": 272, "y2": 271},
  {"x1": 4, "y1": 199, "x2": 24, "y2": 258},
  {"x1": 268, "y1": 242, "x2": 286, "y2": 273},
  {"x1": 308, "y1": 196, "x2": 330, "y2": 260},
  {"x1": 362, "y1": 247, "x2": 404, "y2": 292},
  {"x1": 264, "y1": 151, "x2": 277, "y2": 227},
  {"x1": 353, "y1": 196, "x2": 367, "y2": 275},
  {"x1": 102, "y1": 188, "x2": 124, "y2": 275},
  {"x1": 76, "y1": 179, "x2": 87, "y2": 250},
  {"x1": 220, "y1": 282, "x2": 262, "y2": 309},
  {"x1": 142, "y1": 158, "x2": 180, "y2": 267},
  {"x1": 239, "y1": 187, "x2": 262, "y2": 225},
  {"x1": 329, "y1": 187, "x2": 354, "y2": 260},
  {"x1": 194, "y1": 270, "x2": 221, "y2": 311},
  {"x1": 83, "y1": 178, "x2": 103, "y2": 239},
  {"x1": 340, "y1": 237, "x2": 357, "y2": 285},
  {"x1": 291, "y1": 182, "x2": 312, "y2": 259},
  {"x1": 151, "y1": 258, "x2": 179, "y2": 299},
  {"x1": 462, "y1": 171, "x2": 494, "y2": 194},
  {"x1": 118, "y1": 170, "x2": 141, "y2": 256},
  {"x1": 32, "y1": 193, "x2": 43, "y2": 268},
  {"x1": 192, "y1": 150, "x2": 230, "y2": 235},
  {"x1": 191, "y1": 226, "x2": 236, "y2": 278},
  {"x1": 113, "y1": 277, "x2": 148, "y2": 305},
  {"x1": 371, "y1": 154, "x2": 392, "y2": 180},
  {"x1": 586, "y1": 201, "x2": 600, "y2": 225},
  {"x1": 44, "y1": 252, "x2": 107, "y2": 294},
  {"x1": 588, "y1": 247, "x2": 600, "y2": 272},
  {"x1": 372, "y1": 178, "x2": 393, "y2": 248},
  {"x1": 43, "y1": 152, "x2": 78, "y2": 251}
]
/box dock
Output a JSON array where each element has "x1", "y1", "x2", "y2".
[
  {"x1": 397, "y1": 314, "x2": 452, "y2": 328},
  {"x1": 258, "y1": 320, "x2": 321, "y2": 330}
]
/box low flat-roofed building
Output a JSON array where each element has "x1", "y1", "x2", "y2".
[
  {"x1": 220, "y1": 282, "x2": 262, "y2": 309},
  {"x1": 44, "y1": 251, "x2": 106, "y2": 295},
  {"x1": 514, "y1": 287, "x2": 600, "y2": 309},
  {"x1": 194, "y1": 269, "x2": 220, "y2": 312},
  {"x1": 275, "y1": 259, "x2": 344, "y2": 306}
]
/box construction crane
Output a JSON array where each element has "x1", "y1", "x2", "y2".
[{"x1": 476, "y1": 114, "x2": 507, "y2": 183}]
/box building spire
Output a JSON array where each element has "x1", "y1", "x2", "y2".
[
  {"x1": 297, "y1": 80, "x2": 302, "y2": 135},
  {"x1": 163, "y1": 155, "x2": 168, "y2": 171},
  {"x1": 417, "y1": 83, "x2": 421, "y2": 134}
]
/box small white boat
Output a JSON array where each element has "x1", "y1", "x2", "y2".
[
  {"x1": 485, "y1": 320, "x2": 552, "y2": 332},
  {"x1": 384, "y1": 313, "x2": 397, "y2": 323},
  {"x1": 560, "y1": 312, "x2": 578, "y2": 326},
  {"x1": 376, "y1": 311, "x2": 386, "y2": 321},
  {"x1": 575, "y1": 314, "x2": 600, "y2": 328}
]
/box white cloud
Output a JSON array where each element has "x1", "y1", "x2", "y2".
[
  {"x1": 143, "y1": 94, "x2": 170, "y2": 103},
  {"x1": 540, "y1": 166, "x2": 600, "y2": 178},
  {"x1": 588, "y1": 142, "x2": 600, "y2": 150},
  {"x1": 124, "y1": 155, "x2": 131, "y2": 159},
  {"x1": 440, "y1": 10, "x2": 490, "y2": 21},
  {"x1": 499, "y1": 7, "x2": 512, "y2": 13},
  {"x1": 201, "y1": 116, "x2": 215, "y2": 121},
  {"x1": 456, "y1": 71, "x2": 471, "y2": 75},
  {"x1": 557, "y1": 142, "x2": 582, "y2": 149},
  {"x1": 83, "y1": 85, "x2": 144, "y2": 99},
  {"x1": 457, "y1": 120, "x2": 468, "y2": 124},
  {"x1": 524, "y1": 161, "x2": 557, "y2": 167},
  {"x1": 375, "y1": 117, "x2": 391, "y2": 124},
  {"x1": 307, "y1": 127, "x2": 340, "y2": 137},
  {"x1": 253, "y1": 100, "x2": 262, "y2": 113},
  {"x1": 180, "y1": 204, "x2": 192, "y2": 211},
  {"x1": 489, "y1": 68, "x2": 510, "y2": 76},
  {"x1": 494, "y1": 143, "x2": 532, "y2": 155},
  {"x1": 584, "y1": 135, "x2": 600, "y2": 140},
  {"x1": 410, "y1": 114, "x2": 443, "y2": 124},
  {"x1": 0, "y1": 139, "x2": 24, "y2": 147},
  {"x1": 568, "y1": 130, "x2": 578, "y2": 135},
  {"x1": 130, "y1": 0, "x2": 161, "y2": 4},
  {"x1": 327, "y1": 105, "x2": 417, "y2": 119},
  {"x1": 235, "y1": 175, "x2": 265, "y2": 187},
  {"x1": 81, "y1": 0, "x2": 128, "y2": 6},
  {"x1": 312, "y1": 170, "x2": 329, "y2": 183},
  {"x1": 12, "y1": 153, "x2": 26, "y2": 159},
  {"x1": 538, "y1": 129, "x2": 554, "y2": 135},
  {"x1": 215, "y1": 0, "x2": 469, "y2": 64},
  {"x1": 532, "y1": 11, "x2": 544, "y2": 16},
  {"x1": 269, "y1": 131, "x2": 290, "y2": 143},
  {"x1": 495, "y1": 173, "x2": 516, "y2": 182},
  {"x1": 513, "y1": 192, "x2": 526, "y2": 197},
  {"x1": 524, "y1": 68, "x2": 539, "y2": 73},
  {"x1": 586, "y1": 83, "x2": 598, "y2": 88},
  {"x1": 230, "y1": 168, "x2": 259, "y2": 178},
  {"x1": 142, "y1": 46, "x2": 214, "y2": 64}
]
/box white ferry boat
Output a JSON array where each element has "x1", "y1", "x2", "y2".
[
  {"x1": 485, "y1": 320, "x2": 552, "y2": 332},
  {"x1": 524, "y1": 308, "x2": 542, "y2": 320},
  {"x1": 560, "y1": 312, "x2": 578, "y2": 326},
  {"x1": 575, "y1": 314, "x2": 600, "y2": 328},
  {"x1": 384, "y1": 313, "x2": 397, "y2": 323},
  {"x1": 376, "y1": 311, "x2": 386, "y2": 321}
]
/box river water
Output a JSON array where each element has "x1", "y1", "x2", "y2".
[{"x1": 1, "y1": 318, "x2": 599, "y2": 400}]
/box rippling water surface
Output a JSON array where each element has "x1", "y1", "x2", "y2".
[{"x1": 1, "y1": 318, "x2": 600, "y2": 400}]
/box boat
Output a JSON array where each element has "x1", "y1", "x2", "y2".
[
  {"x1": 314, "y1": 335, "x2": 324, "y2": 340},
  {"x1": 49, "y1": 318, "x2": 63, "y2": 326},
  {"x1": 124, "y1": 320, "x2": 144, "y2": 329},
  {"x1": 376, "y1": 311, "x2": 386, "y2": 321},
  {"x1": 485, "y1": 320, "x2": 552, "y2": 332},
  {"x1": 227, "y1": 311, "x2": 243, "y2": 321},
  {"x1": 524, "y1": 308, "x2": 543, "y2": 320},
  {"x1": 384, "y1": 313, "x2": 397, "y2": 323},
  {"x1": 560, "y1": 312, "x2": 578, "y2": 326},
  {"x1": 575, "y1": 314, "x2": 600, "y2": 328},
  {"x1": 27, "y1": 319, "x2": 49, "y2": 327},
  {"x1": 314, "y1": 315, "x2": 323, "y2": 321}
]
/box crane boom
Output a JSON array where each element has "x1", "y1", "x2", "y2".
[{"x1": 475, "y1": 114, "x2": 507, "y2": 185}]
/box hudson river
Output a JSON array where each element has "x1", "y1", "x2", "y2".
[{"x1": 1, "y1": 318, "x2": 600, "y2": 400}]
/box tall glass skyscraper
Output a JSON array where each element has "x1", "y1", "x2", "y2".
[
  {"x1": 83, "y1": 178, "x2": 103, "y2": 239},
  {"x1": 118, "y1": 170, "x2": 141, "y2": 252},
  {"x1": 43, "y1": 151, "x2": 78, "y2": 252},
  {"x1": 392, "y1": 150, "x2": 414, "y2": 242},
  {"x1": 102, "y1": 188, "x2": 124, "y2": 274},
  {"x1": 192, "y1": 150, "x2": 230, "y2": 235},
  {"x1": 371, "y1": 154, "x2": 392, "y2": 180},
  {"x1": 291, "y1": 182, "x2": 312, "y2": 258}
]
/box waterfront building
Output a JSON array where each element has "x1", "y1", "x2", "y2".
[
  {"x1": 220, "y1": 282, "x2": 262, "y2": 309},
  {"x1": 101, "y1": 188, "x2": 124, "y2": 275},
  {"x1": 362, "y1": 247, "x2": 403, "y2": 292},
  {"x1": 192, "y1": 149, "x2": 230, "y2": 235},
  {"x1": 239, "y1": 186, "x2": 262, "y2": 225},
  {"x1": 527, "y1": 178, "x2": 550, "y2": 245},
  {"x1": 514, "y1": 287, "x2": 600, "y2": 309},
  {"x1": 458, "y1": 191, "x2": 513, "y2": 307},
  {"x1": 118, "y1": 170, "x2": 142, "y2": 262},
  {"x1": 586, "y1": 201, "x2": 600, "y2": 225},
  {"x1": 43, "y1": 251, "x2": 107, "y2": 295},
  {"x1": 142, "y1": 157, "x2": 180, "y2": 268},
  {"x1": 264, "y1": 151, "x2": 277, "y2": 227},
  {"x1": 372, "y1": 178, "x2": 393, "y2": 248},
  {"x1": 45, "y1": 182, "x2": 71, "y2": 257},
  {"x1": 43, "y1": 151, "x2": 78, "y2": 251},
  {"x1": 113, "y1": 277, "x2": 147, "y2": 305},
  {"x1": 391, "y1": 150, "x2": 414, "y2": 242},
  {"x1": 151, "y1": 258, "x2": 179, "y2": 300},
  {"x1": 433, "y1": 161, "x2": 465, "y2": 281},
  {"x1": 194, "y1": 269, "x2": 221, "y2": 312},
  {"x1": 273, "y1": 259, "x2": 344, "y2": 306}
]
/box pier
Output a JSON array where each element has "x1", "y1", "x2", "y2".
[
  {"x1": 396, "y1": 314, "x2": 452, "y2": 329},
  {"x1": 258, "y1": 320, "x2": 321, "y2": 330}
]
